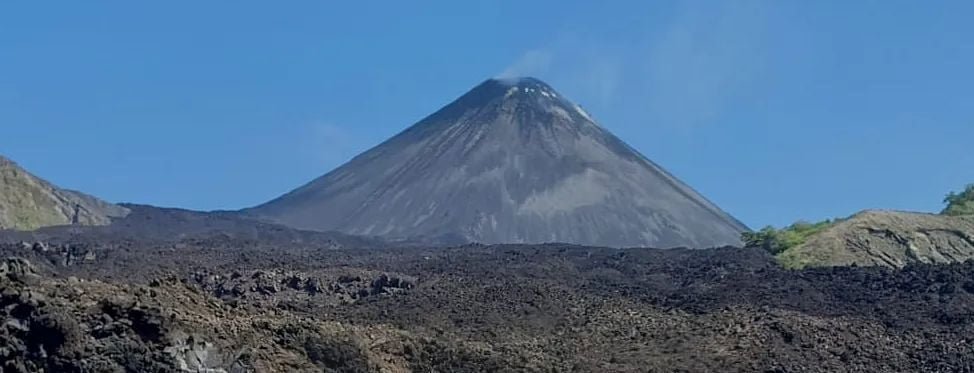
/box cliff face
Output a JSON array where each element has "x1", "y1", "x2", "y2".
[
  {"x1": 779, "y1": 210, "x2": 974, "y2": 268},
  {"x1": 0, "y1": 156, "x2": 129, "y2": 231}
]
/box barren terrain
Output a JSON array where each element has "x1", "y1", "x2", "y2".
[{"x1": 3, "y1": 228, "x2": 974, "y2": 372}]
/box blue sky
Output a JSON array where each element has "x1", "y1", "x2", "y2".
[{"x1": 1, "y1": 1, "x2": 972, "y2": 228}]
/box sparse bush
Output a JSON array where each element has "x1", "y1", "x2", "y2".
[
  {"x1": 943, "y1": 184, "x2": 974, "y2": 216},
  {"x1": 742, "y1": 220, "x2": 835, "y2": 255},
  {"x1": 742, "y1": 227, "x2": 785, "y2": 254}
]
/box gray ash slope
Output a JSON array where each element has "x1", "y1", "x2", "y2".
[{"x1": 250, "y1": 78, "x2": 747, "y2": 248}]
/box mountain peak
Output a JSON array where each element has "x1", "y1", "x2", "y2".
[
  {"x1": 477, "y1": 77, "x2": 560, "y2": 100},
  {"x1": 441, "y1": 76, "x2": 597, "y2": 129},
  {"x1": 490, "y1": 76, "x2": 549, "y2": 87},
  {"x1": 250, "y1": 78, "x2": 747, "y2": 248}
]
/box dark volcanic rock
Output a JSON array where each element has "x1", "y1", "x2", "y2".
[
  {"x1": 5, "y1": 243, "x2": 974, "y2": 372},
  {"x1": 248, "y1": 77, "x2": 747, "y2": 248},
  {"x1": 0, "y1": 204, "x2": 384, "y2": 253}
]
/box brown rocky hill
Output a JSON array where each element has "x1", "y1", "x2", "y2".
[
  {"x1": 779, "y1": 210, "x2": 974, "y2": 268},
  {"x1": 0, "y1": 155, "x2": 129, "y2": 231}
]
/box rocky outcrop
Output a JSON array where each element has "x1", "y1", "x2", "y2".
[
  {"x1": 0, "y1": 257, "x2": 38, "y2": 283},
  {"x1": 189, "y1": 268, "x2": 415, "y2": 307},
  {"x1": 0, "y1": 155, "x2": 129, "y2": 231},
  {"x1": 0, "y1": 258, "x2": 536, "y2": 372},
  {"x1": 779, "y1": 210, "x2": 974, "y2": 268}
]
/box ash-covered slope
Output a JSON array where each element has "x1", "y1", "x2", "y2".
[
  {"x1": 0, "y1": 155, "x2": 129, "y2": 231},
  {"x1": 250, "y1": 78, "x2": 747, "y2": 248}
]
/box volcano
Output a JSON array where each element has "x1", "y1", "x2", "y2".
[{"x1": 249, "y1": 78, "x2": 747, "y2": 248}]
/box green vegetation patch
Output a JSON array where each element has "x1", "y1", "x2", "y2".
[
  {"x1": 742, "y1": 220, "x2": 836, "y2": 256},
  {"x1": 943, "y1": 184, "x2": 974, "y2": 216}
]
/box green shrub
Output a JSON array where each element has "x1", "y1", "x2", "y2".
[
  {"x1": 742, "y1": 219, "x2": 835, "y2": 255},
  {"x1": 943, "y1": 184, "x2": 974, "y2": 216}
]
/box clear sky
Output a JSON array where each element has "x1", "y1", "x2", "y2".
[{"x1": 2, "y1": 1, "x2": 972, "y2": 229}]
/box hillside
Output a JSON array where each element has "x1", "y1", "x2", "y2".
[
  {"x1": 778, "y1": 210, "x2": 974, "y2": 268},
  {"x1": 0, "y1": 155, "x2": 129, "y2": 231}
]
